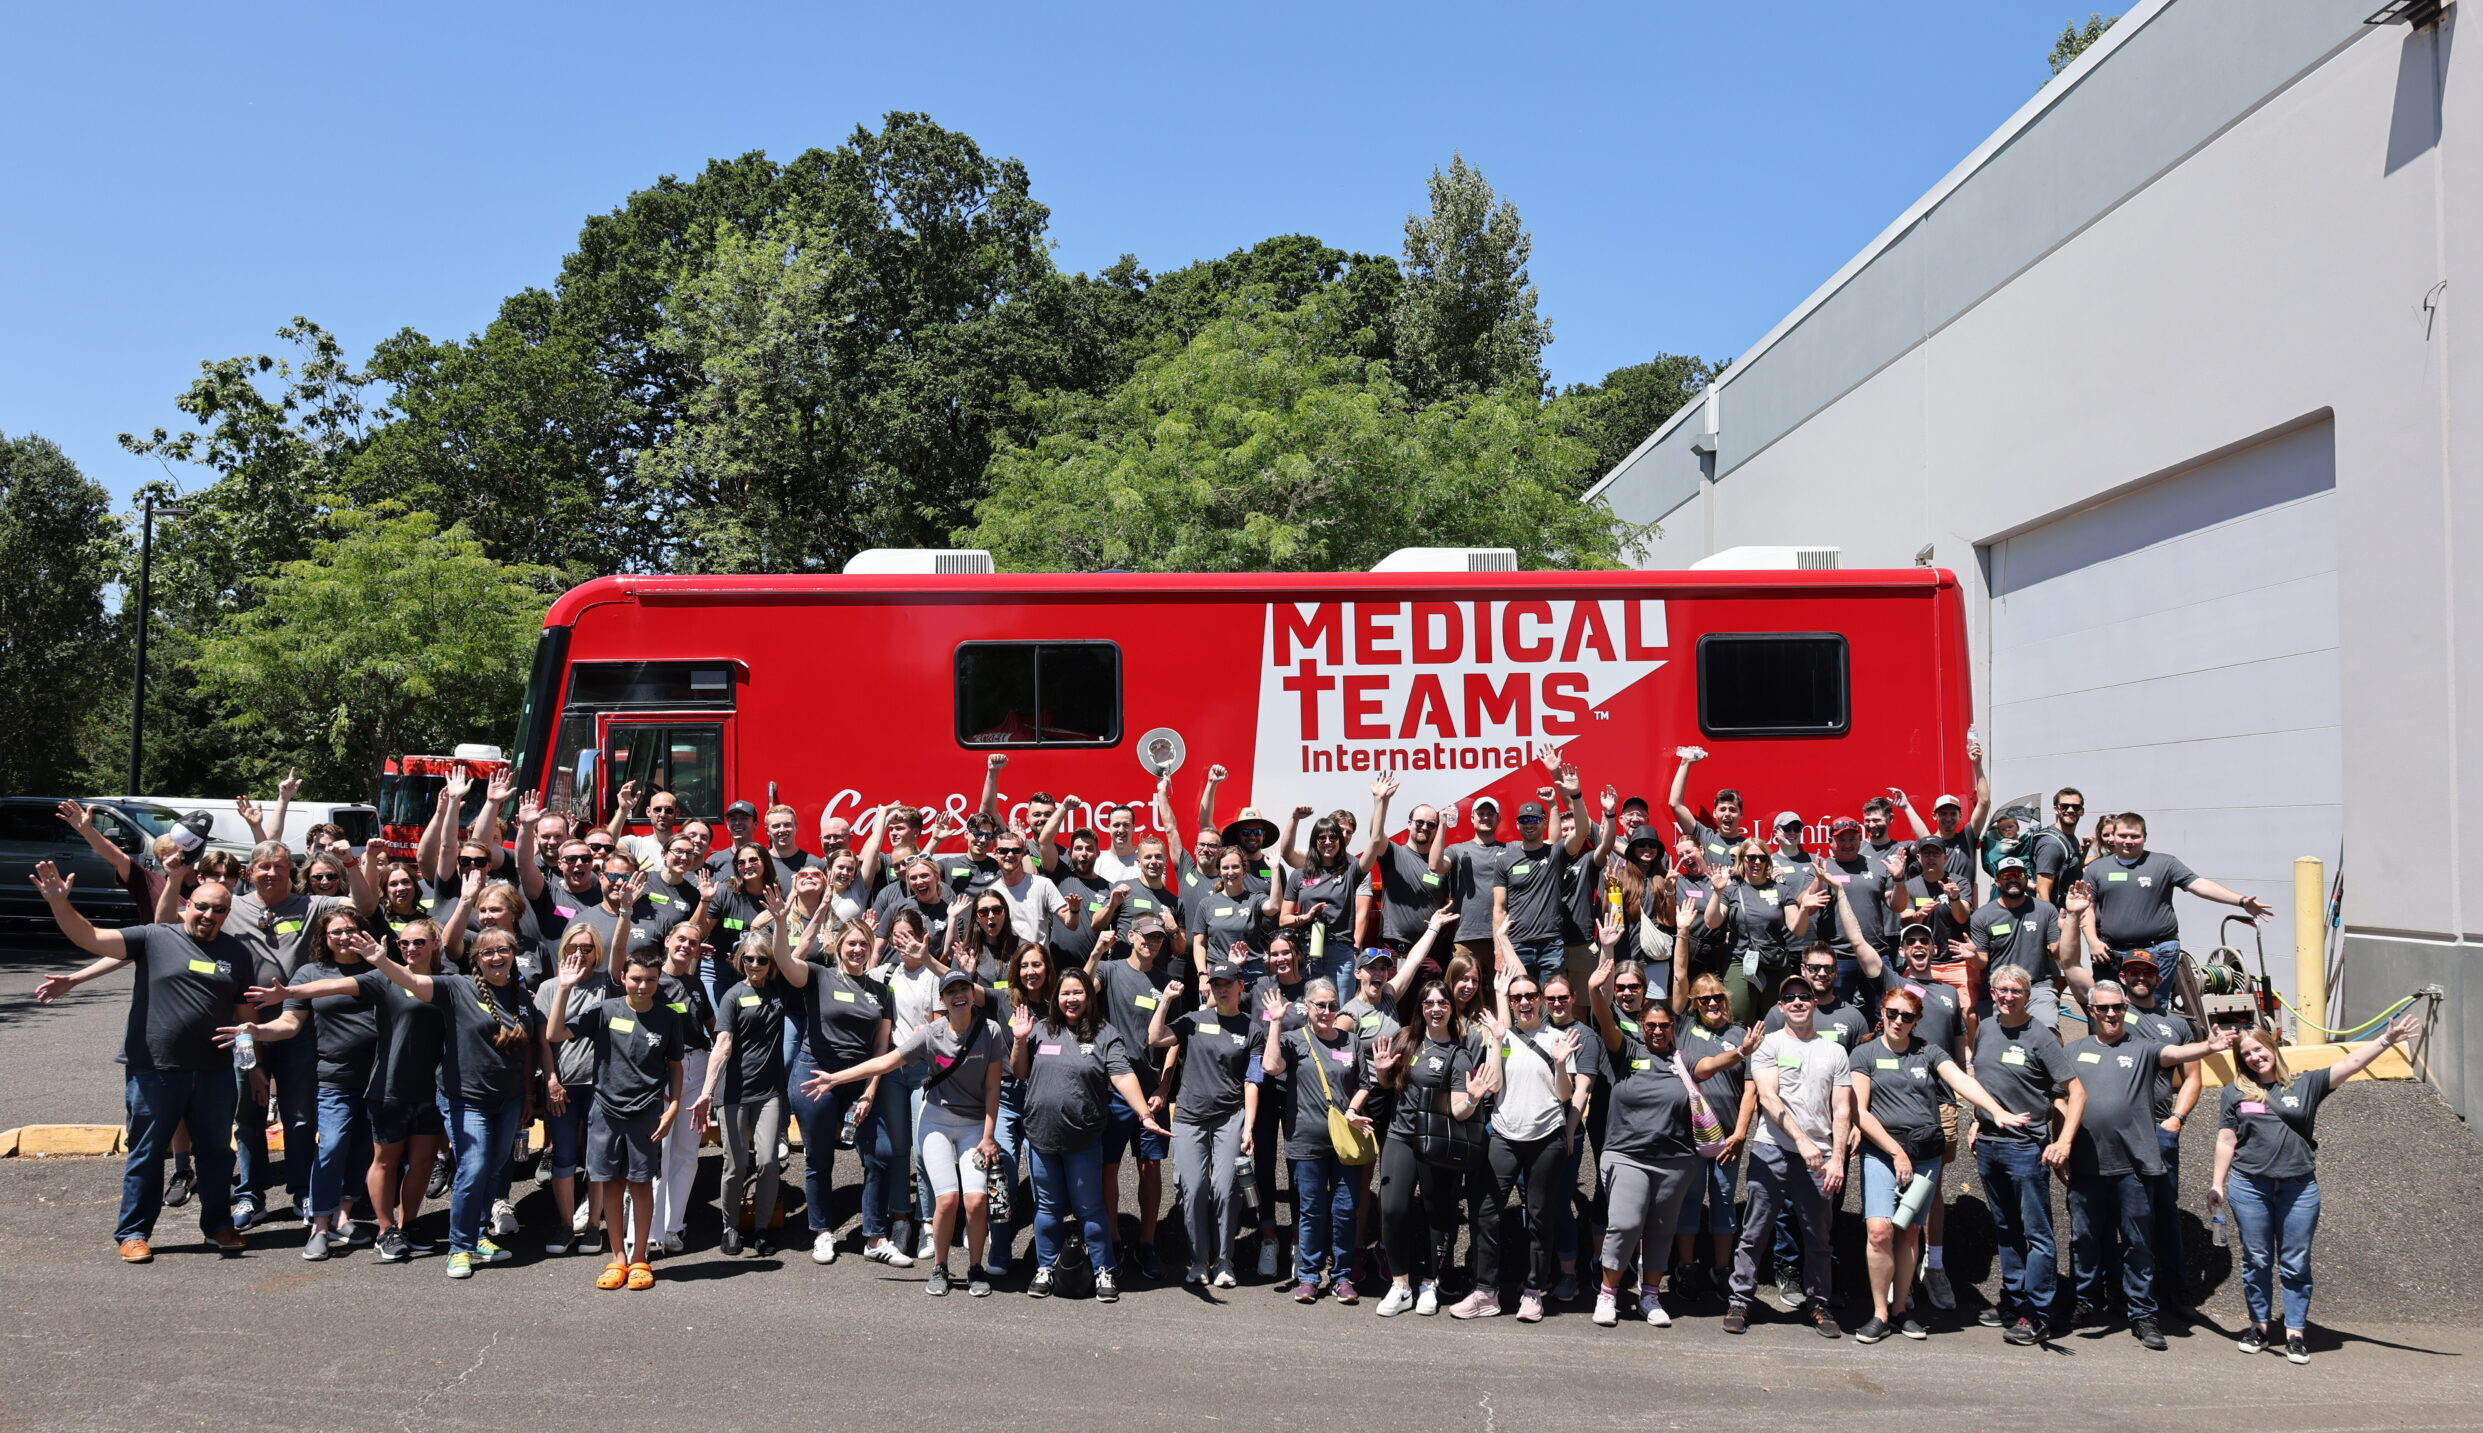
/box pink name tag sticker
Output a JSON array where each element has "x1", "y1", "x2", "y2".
[
  {"x1": 2238, "y1": 1100, "x2": 2268, "y2": 1115},
  {"x1": 1904, "y1": 983, "x2": 1928, "y2": 998},
  {"x1": 1037, "y1": 1043, "x2": 1063, "y2": 1056},
  {"x1": 1329, "y1": 1048, "x2": 1352, "y2": 1063},
  {"x1": 933, "y1": 1055, "x2": 954, "y2": 1069},
  {"x1": 554, "y1": 905, "x2": 578, "y2": 919}
]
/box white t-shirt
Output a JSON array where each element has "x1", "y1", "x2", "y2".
[
  {"x1": 995, "y1": 872, "x2": 1066, "y2": 946},
  {"x1": 618, "y1": 834, "x2": 669, "y2": 872},
  {"x1": 1751, "y1": 1028, "x2": 1852, "y2": 1150},
  {"x1": 877, "y1": 961, "x2": 941, "y2": 1048},
  {"x1": 1094, "y1": 849, "x2": 1142, "y2": 885},
  {"x1": 1489, "y1": 1025, "x2": 1580, "y2": 1143}
]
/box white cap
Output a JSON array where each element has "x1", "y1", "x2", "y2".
[
  {"x1": 1934, "y1": 793, "x2": 1963, "y2": 811},
  {"x1": 1773, "y1": 810, "x2": 1803, "y2": 830}
]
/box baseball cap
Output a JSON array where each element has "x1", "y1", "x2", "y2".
[
  {"x1": 1774, "y1": 811, "x2": 1803, "y2": 831},
  {"x1": 1205, "y1": 961, "x2": 1247, "y2": 983},
  {"x1": 1516, "y1": 801, "x2": 1547, "y2": 822},
  {"x1": 1995, "y1": 855, "x2": 2030, "y2": 875},
  {"x1": 1898, "y1": 921, "x2": 1934, "y2": 942},
  {"x1": 1355, "y1": 946, "x2": 1397, "y2": 970},
  {"x1": 937, "y1": 968, "x2": 977, "y2": 992},
  {"x1": 1129, "y1": 914, "x2": 1167, "y2": 938},
  {"x1": 171, "y1": 810, "x2": 214, "y2": 853},
  {"x1": 1620, "y1": 795, "x2": 1650, "y2": 815},
  {"x1": 724, "y1": 800, "x2": 758, "y2": 820},
  {"x1": 2119, "y1": 954, "x2": 2163, "y2": 979},
  {"x1": 1471, "y1": 795, "x2": 1501, "y2": 812},
  {"x1": 1914, "y1": 836, "x2": 1946, "y2": 854},
  {"x1": 1934, "y1": 793, "x2": 1963, "y2": 811},
  {"x1": 1776, "y1": 973, "x2": 1816, "y2": 1000},
  {"x1": 1829, "y1": 817, "x2": 1863, "y2": 835}
]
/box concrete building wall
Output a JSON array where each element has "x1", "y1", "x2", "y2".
[{"x1": 1593, "y1": 1, "x2": 2477, "y2": 1113}]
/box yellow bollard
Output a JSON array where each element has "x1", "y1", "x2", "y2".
[{"x1": 2294, "y1": 856, "x2": 2327, "y2": 1040}]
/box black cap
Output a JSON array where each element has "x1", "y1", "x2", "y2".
[
  {"x1": 724, "y1": 800, "x2": 758, "y2": 820},
  {"x1": 938, "y1": 968, "x2": 976, "y2": 992},
  {"x1": 1517, "y1": 801, "x2": 1547, "y2": 822},
  {"x1": 1620, "y1": 795, "x2": 1650, "y2": 814}
]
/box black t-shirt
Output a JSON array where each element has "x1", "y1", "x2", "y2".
[
  {"x1": 706, "y1": 887, "x2": 771, "y2": 949},
  {"x1": 1714, "y1": 880, "x2": 1800, "y2": 972},
  {"x1": 1188, "y1": 887, "x2": 1273, "y2": 974},
  {"x1": 1863, "y1": 968, "x2": 1968, "y2": 1062},
  {"x1": 1170, "y1": 1006, "x2": 1253, "y2": 1124},
  {"x1": 937, "y1": 853, "x2": 1002, "y2": 899},
  {"x1": 1381, "y1": 1031, "x2": 1483, "y2": 1142},
  {"x1": 658, "y1": 972, "x2": 715, "y2": 1054},
  {"x1": 2218, "y1": 1067, "x2": 2333, "y2": 1179},
  {"x1": 1892, "y1": 874, "x2": 1973, "y2": 951},
  {"x1": 530, "y1": 879, "x2": 607, "y2": 950},
  {"x1": 869, "y1": 885, "x2": 951, "y2": 953},
  {"x1": 363, "y1": 971, "x2": 445, "y2": 1110},
  {"x1": 638, "y1": 875, "x2": 699, "y2": 942},
  {"x1": 2066, "y1": 1033, "x2": 2172, "y2": 1177},
  {"x1": 1851, "y1": 1035, "x2": 1955, "y2": 1158},
  {"x1": 286, "y1": 958, "x2": 384, "y2": 1088},
  {"x1": 2088, "y1": 850, "x2": 2199, "y2": 947},
  {"x1": 1022, "y1": 1023, "x2": 1135, "y2": 1153},
  {"x1": 1107, "y1": 879, "x2": 1179, "y2": 942},
  {"x1": 431, "y1": 972, "x2": 538, "y2": 1105},
  {"x1": 1281, "y1": 1025, "x2": 1363, "y2": 1160},
  {"x1": 1971, "y1": 1017, "x2": 2077, "y2": 1147},
  {"x1": 1372, "y1": 842, "x2": 1448, "y2": 946},
  {"x1": 1601, "y1": 1029, "x2": 1696, "y2": 1163},
  {"x1": 715, "y1": 979, "x2": 790, "y2": 1106},
  {"x1": 2129, "y1": 1005, "x2": 2196, "y2": 1122},
  {"x1": 2028, "y1": 827, "x2": 2086, "y2": 896},
  {"x1": 1817, "y1": 854, "x2": 1891, "y2": 956},
  {"x1": 118, "y1": 925, "x2": 255, "y2": 1073},
  {"x1": 1286, "y1": 863, "x2": 1360, "y2": 953},
  {"x1": 768, "y1": 848, "x2": 820, "y2": 892},
  {"x1": 801, "y1": 964, "x2": 890, "y2": 1069},
  {"x1": 570, "y1": 996, "x2": 687, "y2": 1119}
]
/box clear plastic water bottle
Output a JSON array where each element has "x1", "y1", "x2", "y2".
[
  {"x1": 2211, "y1": 1208, "x2": 2229, "y2": 1248},
  {"x1": 233, "y1": 1026, "x2": 257, "y2": 1071}
]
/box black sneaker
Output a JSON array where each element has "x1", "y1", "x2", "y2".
[
  {"x1": 2237, "y1": 1324, "x2": 2268, "y2": 1355},
  {"x1": 426, "y1": 1162, "x2": 451, "y2": 1200},
  {"x1": 720, "y1": 1226, "x2": 743, "y2": 1257},
  {"x1": 165, "y1": 1167, "x2": 196, "y2": 1208},
  {"x1": 1810, "y1": 1307, "x2": 1843, "y2": 1340},
  {"x1": 1899, "y1": 1312, "x2": 1929, "y2": 1340},
  {"x1": 2072, "y1": 1300, "x2": 2107, "y2": 1329},
  {"x1": 2004, "y1": 1316, "x2": 2040, "y2": 1346},
  {"x1": 1096, "y1": 1270, "x2": 1119, "y2": 1303},
  {"x1": 1976, "y1": 1306, "x2": 2005, "y2": 1328},
  {"x1": 374, "y1": 1229, "x2": 410, "y2": 1263},
  {"x1": 2132, "y1": 1318, "x2": 2167, "y2": 1351},
  {"x1": 1134, "y1": 1243, "x2": 1163, "y2": 1281},
  {"x1": 403, "y1": 1233, "x2": 440, "y2": 1256},
  {"x1": 1853, "y1": 1316, "x2": 1891, "y2": 1344},
  {"x1": 2284, "y1": 1331, "x2": 2309, "y2": 1364},
  {"x1": 1721, "y1": 1303, "x2": 1749, "y2": 1335},
  {"x1": 1028, "y1": 1266, "x2": 1056, "y2": 1298}
]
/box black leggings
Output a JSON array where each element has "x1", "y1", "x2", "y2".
[
  {"x1": 1376, "y1": 1137, "x2": 1485, "y2": 1283},
  {"x1": 1479, "y1": 1128, "x2": 1567, "y2": 1294}
]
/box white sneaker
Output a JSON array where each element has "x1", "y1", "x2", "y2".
[
  {"x1": 569, "y1": 1200, "x2": 592, "y2": 1237},
  {"x1": 491, "y1": 1199, "x2": 519, "y2": 1240},
  {"x1": 1257, "y1": 1240, "x2": 1279, "y2": 1279},
  {"x1": 865, "y1": 1240, "x2": 916, "y2": 1268},
  {"x1": 1593, "y1": 1289, "x2": 1619, "y2": 1327},
  {"x1": 811, "y1": 1232, "x2": 840, "y2": 1265},
  {"x1": 1416, "y1": 1279, "x2": 1441, "y2": 1316},
  {"x1": 1641, "y1": 1289, "x2": 1672, "y2": 1327},
  {"x1": 1211, "y1": 1265, "x2": 1237, "y2": 1289},
  {"x1": 660, "y1": 1234, "x2": 684, "y2": 1256},
  {"x1": 919, "y1": 1230, "x2": 938, "y2": 1261},
  {"x1": 1377, "y1": 1283, "x2": 1416, "y2": 1317},
  {"x1": 1922, "y1": 1266, "x2": 1956, "y2": 1311}
]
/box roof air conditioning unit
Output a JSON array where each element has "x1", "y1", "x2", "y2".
[
  {"x1": 1689, "y1": 546, "x2": 1840, "y2": 571},
  {"x1": 842, "y1": 548, "x2": 997, "y2": 576},
  {"x1": 1370, "y1": 547, "x2": 1519, "y2": 573}
]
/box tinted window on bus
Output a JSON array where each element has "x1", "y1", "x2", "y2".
[
  {"x1": 606, "y1": 723, "x2": 726, "y2": 820},
  {"x1": 566, "y1": 662, "x2": 736, "y2": 709},
  {"x1": 955, "y1": 643, "x2": 1121, "y2": 748},
  {"x1": 1697, "y1": 634, "x2": 1850, "y2": 737}
]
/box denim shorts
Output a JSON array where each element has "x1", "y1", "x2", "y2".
[
  {"x1": 1103, "y1": 1091, "x2": 1167, "y2": 1164},
  {"x1": 370, "y1": 1098, "x2": 446, "y2": 1145},
  {"x1": 585, "y1": 1103, "x2": 661, "y2": 1184},
  {"x1": 1860, "y1": 1147, "x2": 1942, "y2": 1222}
]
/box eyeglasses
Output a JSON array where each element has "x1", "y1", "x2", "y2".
[
  {"x1": 1307, "y1": 1000, "x2": 1338, "y2": 1010},
  {"x1": 1881, "y1": 1007, "x2": 1918, "y2": 1021}
]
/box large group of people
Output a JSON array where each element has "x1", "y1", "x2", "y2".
[{"x1": 31, "y1": 744, "x2": 2425, "y2": 1362}]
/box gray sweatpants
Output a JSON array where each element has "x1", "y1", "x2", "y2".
[
  {"x1": 1732, "y1": 1140, "x2": 1833, "y2": 1307},
  {"x1": 1171, "y1": 1110, "x2": 1241, "y2": 1273},
  {"x1": 720, "y1": 1095, "x2": 787, "y2": 1235},
  {"x1": 1599, "y1": 1153, "x2": 1700, "y2": 1277}
]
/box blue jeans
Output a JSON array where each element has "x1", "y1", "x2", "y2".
[
  {"x1": 2070, "y1": 1170, "x2": 2158, "y2": 1321},
  {"x1": 121, "y1": 1068, "x2": 239, "y2": 1242},
  {"x1": 1677, "y1": 1151, "x2": 1740, "y2": 1242},
  {"x1": 1509, "y1": 937, "x2": 1565, "y2": 983},
  {"x1": 1029, "y1": 1141, "x2": 1115, "y2": 1272},
  {"x1": 543, "y1": 1100, "x2": 588, "y2": 1180},
  {"x1": 233, "y1": 1034, "x2": 317, "y2": 1208},
  {"x1": 883, "y1": 1062, "x2": 933, "y2": 1230},
  {"x1": 1292, "y1": 1153, "x2": 1357, "y2": 1283},
  {"x1": 2228, "y1": 1172, "x2": 2319, "y2": 1330},
  {"x1": 786, "y1": 1051, "x2": 893, "y2": 1239},
  {"x1": 2141, "y1": 1128, "x2": 2188, "y2": 1306},
  {"x1": 992, "y1": 1077, "x2": 1028, "y2": 1232},
  {"x1": 1977, "y1": 1139, "x2": 2060, "y2": 1322},
  {"x1": 309, "y1": 1085, "x2": 375, "y2": 1221},
  {"x1": 438, "y1": 1095, "x2": 522, "y2": 1255}
]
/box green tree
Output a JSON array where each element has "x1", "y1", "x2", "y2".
[
  {"x1": 960, "y1": 297, "x2": 1639, "y2": 573},
  {"x1": 1390, "y1": 154, "x2": 1552, "y2": 403},
  {"x1": 1562, "y1": 353, "x2": 1722, "y2": 481},
  {"x1": 2050, "y1": 14, "x2": 2117, "y2": 76},
  {"x1": 0, "y1": 434, "x2": 125, "y2": 792},
  {"x1": 191, "y1": 505, "x2": 557, "y2": 800}
]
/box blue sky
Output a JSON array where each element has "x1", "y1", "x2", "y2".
[{"x1": 3, "y1": 1, "x2": 2090, "y2": 513}]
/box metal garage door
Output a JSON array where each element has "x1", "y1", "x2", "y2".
[{"x1": 1982, "y1": 419, "x2": 2339, "y2": 1002}]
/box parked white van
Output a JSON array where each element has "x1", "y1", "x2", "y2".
[{"x1": 90, "y1": 796, "x2": 380, "y2": 861}]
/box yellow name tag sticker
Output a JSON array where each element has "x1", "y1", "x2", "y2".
[
  {"x1": 1133, "y1": 995, "x2": 1158, "y2": 1010},
  {"x1": 1776, "y1": 1054, "x2": 1805, "y2": 1069},
  {"x1": 274, "y1": 920, "x2": 303, "y2": 935},
  {"x1": 1195, "y1": 1019, "x2": 1219, "y2": 1034},
  {"x1": 1358, "y1": 1014, "x2": 1380, "y2": 1030},
  {"x1": 2077, "y1": 1051, "x2": 2103, "y2": 1063},
  {"x1": 667, "y1": 1001, "x2": 687, "y2": 1013},
  {"x1": 610, "y1": 1017, "x2": 637, "y2": 1033},
  {"x1": 2002, "y1": 1049, "x2": 2028, "y2": 1066},
  {"x1": 739, "y1": 994, "x2": 762, "y2": 1007},
  {"x1": 833, "y1": 990, "x2": 857, "y2": 1003},
  {"x1": 2107, "y1": 871, "x2": 2130, "y2": 882},
  {"x1": 1990, "y1": 922, "x2": 2013, "y2": 937},
  {"x1": 1631, "y1": 1058, "x2": 1652, "y2": 1071},
  {"x1": 1213, "y1": 906, "x2": 1235, "y2": 918},
  {"x1": 187, "y1": 958, "x2": 217, "y2": 975},
  {"x1": 1876, "y1": 1057, "x2": 1901, "y2": 1069},
  {"x1": 647, "y1": 893, "x2": 670, "y2": 905}
]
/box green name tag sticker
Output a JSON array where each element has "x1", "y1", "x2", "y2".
[
  {"x1": 1131, "y1": 898, "x2": 1155, "y2": 911},
  {"x1": 1421, "y1": 872, "x2": 1441, "y2": 886},
  {"x1": 950, "y1": 866, "x2": 970, "y2": 879},
  {"x1": 739, "y1": 995, "x2": 762, "y2": 1007},
  {"x1": 274, "y1": 920, "x2": 303, "y2": 935},
  {"x1": 1619, "y1": 1018, "x2": 1639, "y2": 1033},
  {"x1": 833, "y1": 990, "x2": 856, "y2": 1003},
  {"x1": 1826, "y1": 1029, "x2": 1847, "y2": 1043},
  {"x1": 1876, "y1": 1057, "x2": 1901, "y2": 1069},
  {"x1": 2002, "y1": 1049, "x2": 2028, "y2": 1066},
  {"x1": 610, "y1": 1017, "x2": 637, "y2": 1033},
  {"x1": 475, "y1": 1000, "x2": 494, "y2": 1015},
  {"x1": 1089, "y1": 900, "x2": 1107, "y2": 912},
  {"x1": 1631, "y1": 1058, "x2": 1652, "y2": 1071},
  {"x1": 1134, "y1": 995, "x2": 1158, "y2": 1011},
  {"x1": 722, "y1": 918, "x2": 746, "y2": 930},
  {"x1": 1776, "y1": 1054, "x2": 1805, "y2": 1069},
  {"x1": 390, "y1": 920, "x2": 409, "y2": 932},
  {"x1": 647, "y1": 893, "x2": 670, "y2": 905},
  {"x1": 2107, "y1": 871, "x2": 2130, "y2": 882},
  {"x1": 2077, "y1": 1051, "x2": 2102, "y2": 1064},
  {"x1": 187, "y1": 958, "x2": 216, "y2": 975},
  {"x1": 1990, "y1": 922, "x2": 2013, "y2": 937},
  {"x1": 667, "y1": 1001, "x2": 687, "y2": 1013},
  {"x1": 1358, "y1": 1014, "x2": 1380, "y2": 1030}
]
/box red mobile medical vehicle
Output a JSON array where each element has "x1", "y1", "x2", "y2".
[{"x1": 502, "y1": 551, "x2": 1973, "y2": 854}]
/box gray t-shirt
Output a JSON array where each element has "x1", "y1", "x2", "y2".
[
  {"x1": 538, "y1": 973, "x2": 615, "y2": 1088},
  {"x1": 2066, "y1": 1033, "x2": 2173, "y2": 1177},
  {"x1": 1599, "y1": 1029, "x2": 1697, "y2": 1164},
  {"x1": 1677, "y1": 1018, "x2": 1748, "y2": 1121},
  {"x1": 1496, "y1": 842, "x2": 1568, "y2": 944},
  {"x1": 1170, "y1": 1006, "x2": 1254, "y2": 1124},
  {"x1": 899, "y1": 1016, "x2": 1001, "y2": 1119},
  {"x1": 1971, "y1": 1017, "x2": 2076, "y2": 1147},
  {"x1": 1285, "y1": 863, "x2": 1361, "y2": 953},
  {"x1": 2129, "y1": 1005, "x2": 2197, "y2": 1123},
  {"x1": 1970, "y1": 896, "x2": 2063, "y2": 984},
  {"x1": 1444, "y1": 840, "x2": 1509, "y2": 941},
  {"x1": 1851, "y1": 1035, "x2": 1955, "y2": 1157},
  {"x1": 2087, "y1": 850, "x2": 2200, "y2": 948},
  {"x1": 1280, "y1": 1025, "x2": 1364, "y2": 1160},
  {"x1": 1373, "y1": 841, "x2": 1448, "y2": 946},
  {"x1": 1094, "y1": 958, "x2": 1172, "y2": 1089},
  {"x1": 227, "y1": 889, "x2": 345, "y2": 981},
  {"x1": 2217, "y1": 1067, "x2": 2333, "y2": 1179},
  {"x1": 1864, "y1": 969, "x2": 1968, "y2": 1063},
  {"x1": 1020, "y1": 1023, "x2": 1136, "y2": 1153},
  {"x1": 1817, "y1": 853, "x2": 1891, "y2": 956}
]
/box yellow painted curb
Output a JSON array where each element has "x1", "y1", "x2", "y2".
[
  {"x1": 2197, "y1": 1042, "x2": 2413, "y2": 1088},
  {"x1": 0, "y1": 1124, "x2": 127, "y2": 1157}
]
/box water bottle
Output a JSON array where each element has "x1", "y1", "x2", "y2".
[
  {"x1": 1235, "y1": 1151, "x2": 1255, "y2": 1183},
  {"x1": 234, "y1": 1026, "x2": 257, "y2": 1071},
  {"x1": 2211, "y1": 1204, "x2": 2229, "y2": 1248},
  {"x1": 988, "y1": 1176, "x2": 1012, "y2": 1224},
  {"x1": 1891, "y1": 1172, "x2": 1935, "y2": 1230}
]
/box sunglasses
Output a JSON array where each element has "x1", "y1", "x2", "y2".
[
  {"x1": 1307, "y1": 1000, "x2": 1338, "y2": 1010},
  {"x1": 1881, "y1": 1007, "x2": 1918, "y2": 1021},
  {"x1": 585, "y1": 843, "x2": 616, "y2": 855},
  {"x1": 1544, "y1": 992, "x2": 1574, "y2": 1002},
  {"x1": 2090, "y1": 1002, "x2": 2127, "y2": 1015},
  {"x1": 1420, "y1": 997, "x2": 1452, "y2": 1008},
  {"x1": 2056, "y1": 803, "x2": 2084, "y2": 813},
  {"x1": 996, "y1": 848, "x2": 1026, "y2": 857},
  {"x1": 558, "y1": 853, "x2": 593, "y2": 863},
  {"x1": 1643, "y1": 1021, "x2": 1677, "y2": 1033},
  {"x1": 401, "y1": 937, "x2": 435, "y2": 949},
  {"x1": 1803, "y1": 966, "x2": 1835, "y2": 977},
  {"x1": 459, "y1": 856, "x2": 494, "y2": 868},
  {"x1": 1778, "y1": 993, "x2": 1814, "y2": 1006},
  {"x1": 189, "y1": 901, "x2": 232, "y2": 915},
  {"x1": 1695, "y1": 994, "x2": 1730, "y2": 1004},
  {"x1": 1510, "y1": 990, "x2": 1541, "y2": 1001},
  {"x1": 307, "y1": 870, "x2": 342, "y2": 882}
]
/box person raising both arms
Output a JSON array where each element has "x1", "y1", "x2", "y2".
[{"x1": 1493, "y1": 760, "x2": 1595, "y2": 985}]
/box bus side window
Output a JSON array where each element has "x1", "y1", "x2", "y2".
[
  {"x1": 607, "y1": 723, "x2": 726, "y2": 820},
  {"x1": 1696, "y1": 633, "x2": 1849, "y2": 737},
  {"x1": 955, "y1": 642, "x2": 1121, "y2": 748}
]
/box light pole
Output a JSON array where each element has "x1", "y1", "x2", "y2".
[{"x1": 126, "y1": 495, "x2": 189, "y2": 796}]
